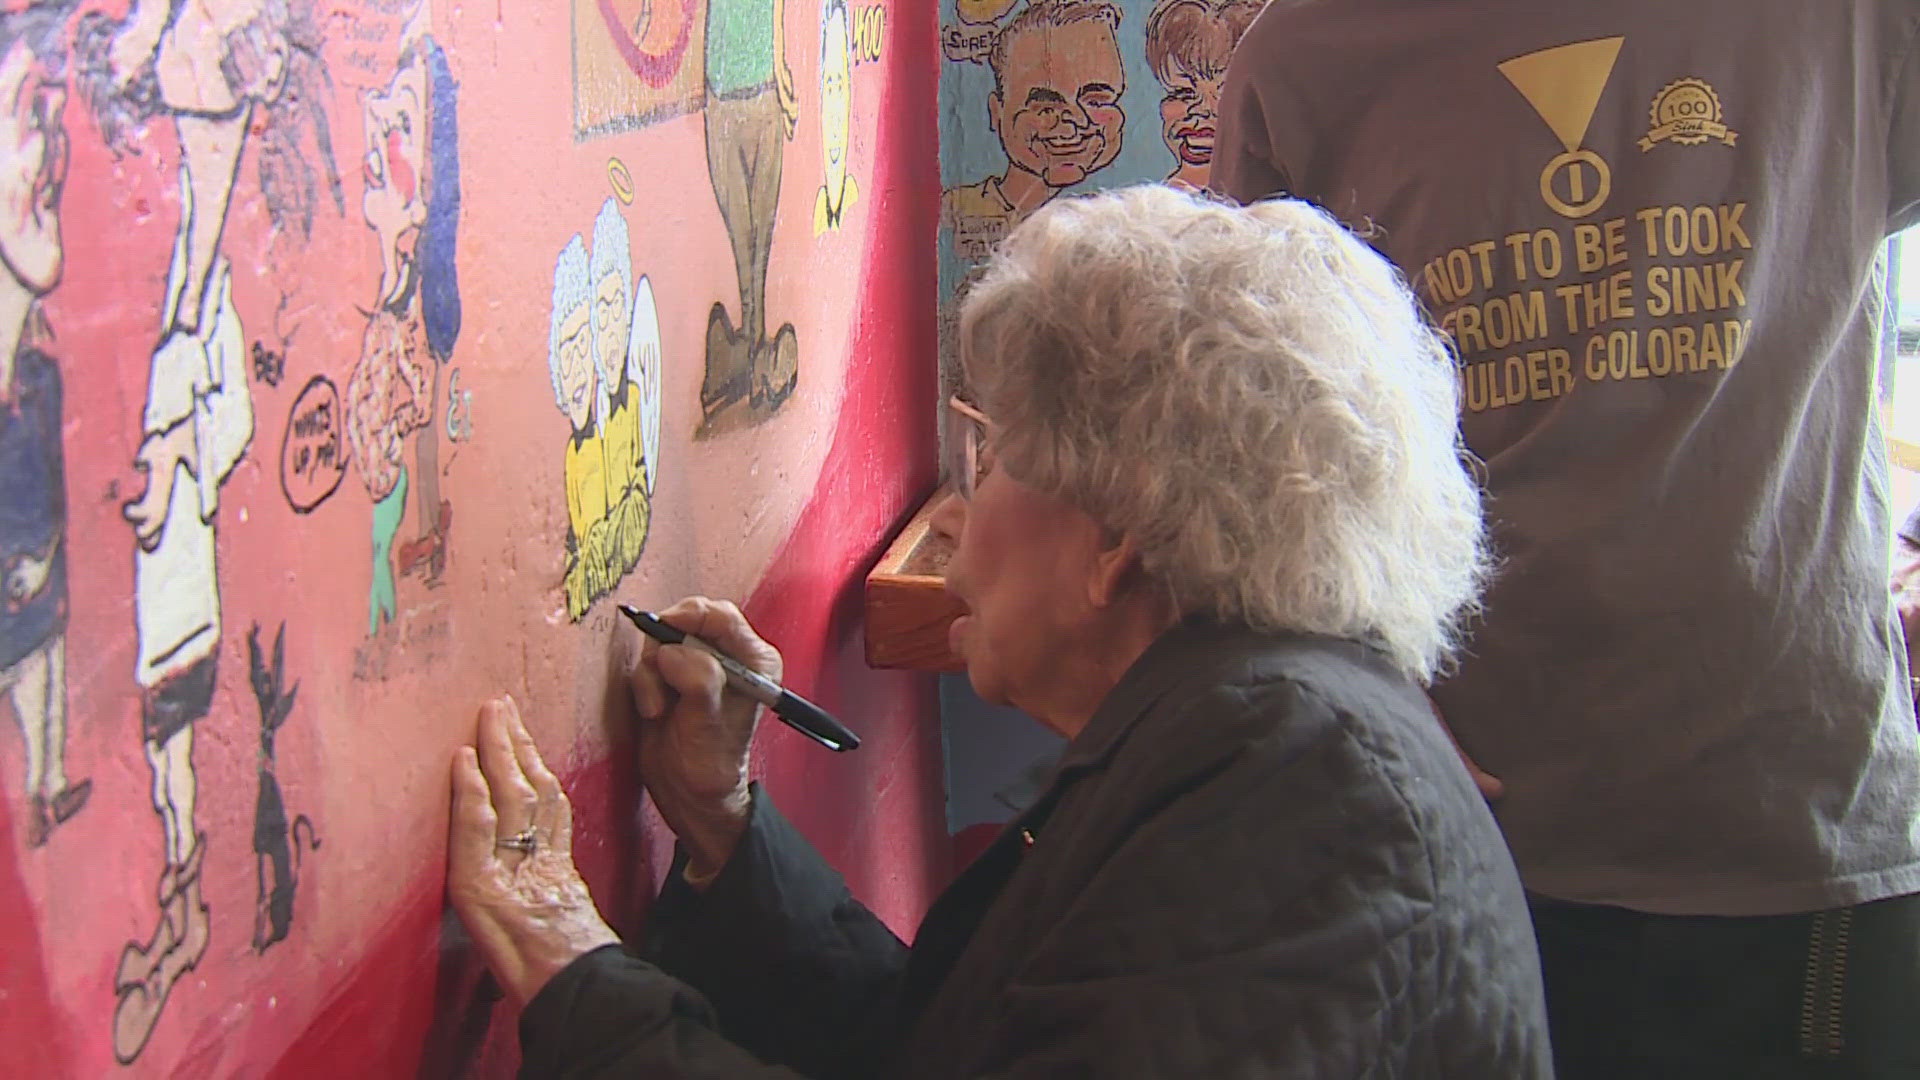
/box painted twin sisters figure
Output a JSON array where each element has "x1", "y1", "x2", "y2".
[{"x1": 551, "y1": 199, "x2": 664, "y2": 622}]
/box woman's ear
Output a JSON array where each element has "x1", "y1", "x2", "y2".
[{"x1": 1085, "y1": 528, "x2": 1139, "y2": 609}]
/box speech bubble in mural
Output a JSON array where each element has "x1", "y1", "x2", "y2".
[{"x1": 280, "y1": 375, "x2": 350, "y2": 513}]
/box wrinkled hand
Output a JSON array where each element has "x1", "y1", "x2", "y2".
[
  {"x1": 1429, "y1": 696, "x2": 1504, "y2": 801},
  {"x1": 1892, "y1": 537, "x2": 1920, "y2": 705},
  {"x1": 626, "y1": 597, "x2": 782, "y2": 883},
  {"x1": 448, "y1": 697, "x2": 620, "y2": 1008}
]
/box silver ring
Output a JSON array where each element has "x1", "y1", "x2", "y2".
[{"x1": 495, "y1": 828, "x2": 537, "y2": 854}]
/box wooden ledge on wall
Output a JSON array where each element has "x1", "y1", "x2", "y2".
[
  {"x1": 1893, "y1": 437, "x2": 1920, "y2": 476},
  {"x1": 865, "y1": 488, "x2": 965, "y2": 671}
]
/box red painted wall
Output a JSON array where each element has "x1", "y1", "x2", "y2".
[{"x1": 0, "y1": 0, "x2": 941, "y2": 1074}]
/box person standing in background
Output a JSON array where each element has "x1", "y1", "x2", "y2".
[{"x1": 1214, "y1": 3, "x2": 1920, "y2": 1076}]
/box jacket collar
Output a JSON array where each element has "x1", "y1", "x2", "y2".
[{"x1": 1053, "y1": 617, "x2": 1276, "y2": 775}]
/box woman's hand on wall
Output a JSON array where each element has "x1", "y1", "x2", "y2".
[
  {"x1": 447, "y1": 697, "x2": 620, "y2": 1008},
  {"x1": 625, "y1": 597, "x2": 781, "y2": 885}
]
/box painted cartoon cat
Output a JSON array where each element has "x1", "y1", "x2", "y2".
[{"x1": 248, "y1": 623, "x2": 320, "y2": 953}]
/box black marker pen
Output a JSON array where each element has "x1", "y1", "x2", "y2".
[{"x1": 618, "y1": 604, "x2": 861, "y2": 752}]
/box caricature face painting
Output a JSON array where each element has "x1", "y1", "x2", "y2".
[
  {"x1": 1158, "y1": 65, "x2": 1221, "y2": 169},
  {"x1": 989, "y1": 13, "x2": 1125, "y2": 190},
  {"x1": 557, "y1": 301, "x2": 596, "y2": 433},
  {"x1": 591, "y1": 201, "x2": 631, "y2": 389},
  {"x1": 362, "y1": 52, "x2": 428, "y2": 290},
  {"x1": 1144, "y1": 0, "x2": 1264, "y2": 188}
]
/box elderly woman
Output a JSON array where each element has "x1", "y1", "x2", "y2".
[{"x1": 448, "y1": 186, "x2": 1552, "y2": 1076}]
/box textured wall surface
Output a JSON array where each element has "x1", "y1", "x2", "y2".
[{"x1": 0, "y1": 0, "x2": 943, "y2": 1073}]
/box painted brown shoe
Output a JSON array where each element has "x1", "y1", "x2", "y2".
[
  {"x1": 166, "y1": 865, "x2": 211, "y2": 975},
  {"x1": 112, "y1": 977, "x2": 168, "y2": 1065},
  {"x1": 398, "y1": 501, "x2": 453, "y2": 580},
  {"x1": 750, "y1": 323, "x2": 799, "y2": 413},
  {"x1": 115, "y1": 895, "x2": 181, "y2": 993},
  {"x1": 701, "y1": 302, "x2": 751, "y2": 421}
]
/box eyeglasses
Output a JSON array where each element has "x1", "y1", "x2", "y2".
[{"x1": 945, "y1": 396, "x2": 993, "y2": 500}]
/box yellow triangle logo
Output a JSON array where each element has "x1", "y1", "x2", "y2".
[{"x1": 1498, "y1": 37, "x2": 1625, "y2": 153}]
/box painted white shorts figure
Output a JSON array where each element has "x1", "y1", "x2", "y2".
[{"x1": 115, "y1": 211, "x2": 254, "y2": 1064}]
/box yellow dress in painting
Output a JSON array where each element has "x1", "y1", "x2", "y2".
[
  {"x1": 563, "y1": 427, "x2": 610, "y2": 619},
  {"x1": 814, "y1": 175, "x2": 859, "y2": 236},
  {"x1": 601, "y1": 382, "x2": 649, "y2": 580}
]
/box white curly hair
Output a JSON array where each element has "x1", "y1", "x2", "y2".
[
  {"x1": 548, "y1": 233, "x2": 592, "y2": 416},
  {"x1": 589, "y1": 197, "x2": 633, "y2": 382},
  {"x1": 958, "y1": 184, "x2": 1490, "y2": 682}
]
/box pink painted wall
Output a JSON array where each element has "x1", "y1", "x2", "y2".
[{"x1": 0, "y1": 0, "x2": 943, "y2": 1074}]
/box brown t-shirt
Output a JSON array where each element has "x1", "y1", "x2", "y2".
[{"x1": 1216, "y1": 0, "x2": 1920, "y2": 915}]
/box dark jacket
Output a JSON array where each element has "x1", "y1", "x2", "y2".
[{"x1": 519, "y1": 622, "x2": 1554, "y2": 1077}]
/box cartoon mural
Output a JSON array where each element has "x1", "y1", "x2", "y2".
[
  {"x1": 574, "y1": 0, "x2": 801, "y2": 433},
  {"x1": 700, "y1": 0, "x2": 800, "y2": 431},
  {"x1": 280, "y1": 374, "x2": 349, "y2": 513},
  {"x1": 0, "y1": 1, "x2": 89, "y2": 854},
  {"x1": 551, "y1": 234, "x2": 605, "y2": 620},
  {"x1": 388, "y1": 37, "x2": 460, "y2": 586},
  {"x1": 1143, "y1": 0, "x2": 1262, "y2": 190},
  {"x1": 572, "y1": 0, "x2": 702, "y2": 137},
  {"x1": 245, "y1": 621, "x2": 318, "y2": 954},
  {"x1": 957, "y1": 0, "x2": 1023, "y2": 22},
  {"x1": 347, "y1": 30, "x2": 461, "y2": 637},
  {"x1": 1, "y1": 0, "x2": 945, "y2": 1074},
  {"x1": 76, "y1": 0, "x2": 264, "y2": 1053},
  {"x1": 941, "y1": 0, "x2": 1126, "y2": 262},
  {"x1": 849, "y1": 3, "x2": 886, "y2": 65},
  {"x1": 814, "y1": 0, "x2": 857, "y2": 236},
  {"x1": 552, "y1": 197, "x2": 661, "y2": 622},
  {"x1": 70, "y1": 0, "x2": 343, "y2": 1060},
  {"x1": 632, "y1": 272, "x2": 663, "y2": 499}
]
